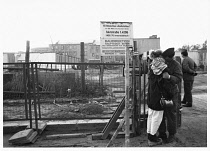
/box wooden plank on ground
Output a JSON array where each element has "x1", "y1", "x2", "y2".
[
  {"x1": 106, "y1": 119, "x2": 125, "y2": 147},
  {"x1": 101, "y1": 88, "x2": 132, "y2": 139},
  {"x1": 101, "y1": 97, "x2": 125, "y2": 139},
  {"x1": 46, "y1": 133, "x2": 87, "y2": 140}
]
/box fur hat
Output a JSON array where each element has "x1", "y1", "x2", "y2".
[{"x1": 162, "y1": 48, "x2": 175, "y2": 58}]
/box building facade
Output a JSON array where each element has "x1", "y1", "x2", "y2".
[
  {"x1": 49, "y1": 43, "x2": 101, "y2": 62},
  {"x1": 3, "y1": 53, "x2": 15, "y2": 63}
]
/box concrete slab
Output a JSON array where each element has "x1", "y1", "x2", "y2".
[
  {"x1": 26, "y1": 122, "x2": 47, "y2": 134},
  {"x1": 20, "y1": 131, "x2": 38, "y2": 144},
  {"x1": 8, "y1": 129, "x2": 34, "y2": 143}
]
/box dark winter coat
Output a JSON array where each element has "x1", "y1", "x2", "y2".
[
  {"x1": 182, "y1": 56, "x2": 197, "y2": 81},
  {"x1": 147, "y1": 58, "x2": 183, "y2": 111}
]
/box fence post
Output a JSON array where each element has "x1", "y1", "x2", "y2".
[
  {"x1": 99, "y1": 56, "x2": 104, "y2": 87},
  {"x1": 138, "y1": 55, "x2": 142, "y2": 133},
  {"x1": 25, "y1": 41, "x2": 32, "y2": 128},
  {"x1": 125, "y1": 46, "x2": 131, "y2": 147},
  {"x1": 35, "y1": 63, "x2": 41, "y2": 119},
  {"x1": 131, "y1": 45, "x2": 137, "y2": 136},
  {"x1": 80, "y1": 42, "x2": 85, "y2": 93},
  {"x1": 142, "y1": 52, "x2": 147, "y2": 131},
  {"x1": 31, "y1": 63, "x2": 39, "y2": 134},
  {"x1": 175, "y1": 56, "x2": 182, "y2": 127},
  {"x1": 23, "y1": 63, "x2": 28, "y2": 119}
]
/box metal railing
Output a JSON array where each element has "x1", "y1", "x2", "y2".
[{"x1": 3, "y1": 62, "x2": 126, "y2": 121}]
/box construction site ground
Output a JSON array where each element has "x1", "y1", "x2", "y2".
[{"x1": 3, "y1": 73, "x2": 207, "y2": 148}]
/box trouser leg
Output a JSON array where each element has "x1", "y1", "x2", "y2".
[
  {"x1": 158, "y1": 92, "x2": 178, "y2": 136},
  {"x1": 184, "y1": 81, "x2": 193, "y2": 105},
  {"x1": 166, "y1": 92, "x2": 178, "y2": 135},
  {"x1": 158, "y1": 112, "x2": 167, "y2": 137}
]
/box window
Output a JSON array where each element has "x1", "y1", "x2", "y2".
[
  {"x1": 73, "y1": 51, "x2": 77, "y2": 56},
  {"x1": 96, "y1": 47, "x2": 99, "y2": 53}
]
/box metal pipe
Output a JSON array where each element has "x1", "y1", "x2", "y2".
[
  {"x1": 31, "y1": 63, "x2": 39, "y2": 134},
  {"x1": 35, "y1": 63, "x2": 41, "y2": 119},
  {"x1": 143, "y1": 60, "x2": 146, "y2": 131},
  {"x1": 132, "y1": 53, "x2": 136, "y2": 135},
  {"x1": 80, "y1": 42, "x2": 85, "y2": 92},
  {"x1": 23, "y1": 63, "x2": 28, "y2": 119},
  {"x1": 138, "y1": 57, "x2": 142, "y2": 132},
  {"x1": 27, "y1": 63, "x2": 32, "y2": 128}
]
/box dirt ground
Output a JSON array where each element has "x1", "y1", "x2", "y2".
[{"x1": 3, "y1": 73, "x2": 207, "y2": 148}]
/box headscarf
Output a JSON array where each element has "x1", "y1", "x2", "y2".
[{"x1": 149, "y1": 49, "x2": 167, "y2": 75}]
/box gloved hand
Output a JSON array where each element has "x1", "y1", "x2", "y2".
[
  {"x1": 163, "y1": 72, "x2": 170, "y2": 79},
  {"x1": 192, "y1": 72, "x2": 198, "y2": 76}
]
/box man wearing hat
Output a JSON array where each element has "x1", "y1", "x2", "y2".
[
  {"x1": 181, "y1": 49, "x2": 197, "y2": 107},
  {"x1": 157, "y1": 48, "x2": 183, "y2": 143}
]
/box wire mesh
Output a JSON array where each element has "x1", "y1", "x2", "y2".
[{"x1": 3, "y1": 62, "x2": 126, "y2": 121}]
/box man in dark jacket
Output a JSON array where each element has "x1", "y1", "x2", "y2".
[
  {"x1": 181, "y1": 49, "x2": 197, "y2": 107},
  {"x1": 158, "y1": 48, "x2": 183, "y2": 143}
]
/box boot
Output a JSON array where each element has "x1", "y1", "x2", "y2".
[
  {"x1": 158, "y1": 133, "x2": 168, "y2": 143},
  {"x1": 148, "y1": 134, "x2": 162, "y2": 147},
  {"x1": 167, "y1": 134, "x2": 176, "y2": 143}
]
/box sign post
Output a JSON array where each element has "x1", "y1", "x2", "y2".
[
  {"x1": 100, "y1": 21, "x2": 133, "y2": 147},
  {"x1": 125, "y1": 46, "x2": 132, "y2": 147}
]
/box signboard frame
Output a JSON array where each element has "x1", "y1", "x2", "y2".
[{"x1": 100, "y1": 21, "x2": 133, "y2": 56}]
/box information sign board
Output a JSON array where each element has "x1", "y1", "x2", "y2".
[{"x1": 100, "y1": 21, "x2": 133, "y2": 56}]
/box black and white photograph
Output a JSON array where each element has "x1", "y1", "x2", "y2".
[{"x1": 1, "y1": 0, "x2": 208, "y2": 149}]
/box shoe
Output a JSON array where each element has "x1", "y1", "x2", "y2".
[
  {"x1": 158, "y1": 134, "x2": 168, "y2": 143},
  {"x1": 167, "y1": 135, "x2": 176, "y2": 143},
  {"x1": 182, "y1": 103, "x2": 192, "y2": 107},
  {"x1": 148, "y1": 138, "x2": 162, "y2": 147}
]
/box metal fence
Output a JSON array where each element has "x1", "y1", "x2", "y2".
[{"x1": 3, "y1": 62, "x2": 128, "y2": 121}]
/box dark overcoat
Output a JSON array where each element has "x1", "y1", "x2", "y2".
[{"x1": 147, "y1": 58, "x2": 183, "y2": 110}]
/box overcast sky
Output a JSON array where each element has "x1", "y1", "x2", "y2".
[{"x1": 0, "y1": 0, "x2": 209, "y2": 52}]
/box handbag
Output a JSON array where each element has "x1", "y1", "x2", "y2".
[
  {"x1": 158, "y1": 80, "x2": 173, "y2": 108},
  {"x1": 160, "y1": 96, "x2": 173, "y2": 108}
]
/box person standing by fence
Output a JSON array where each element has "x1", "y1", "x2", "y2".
[
  {"x1": 158, "y1": 48, "x2": 183, "y2": 143},
  {"x1": 181, "y1": 49, "x2": 197, "y2": 107},
  {"x1": 147, "y1": 49, "x2": 169, "y2": 146}
]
